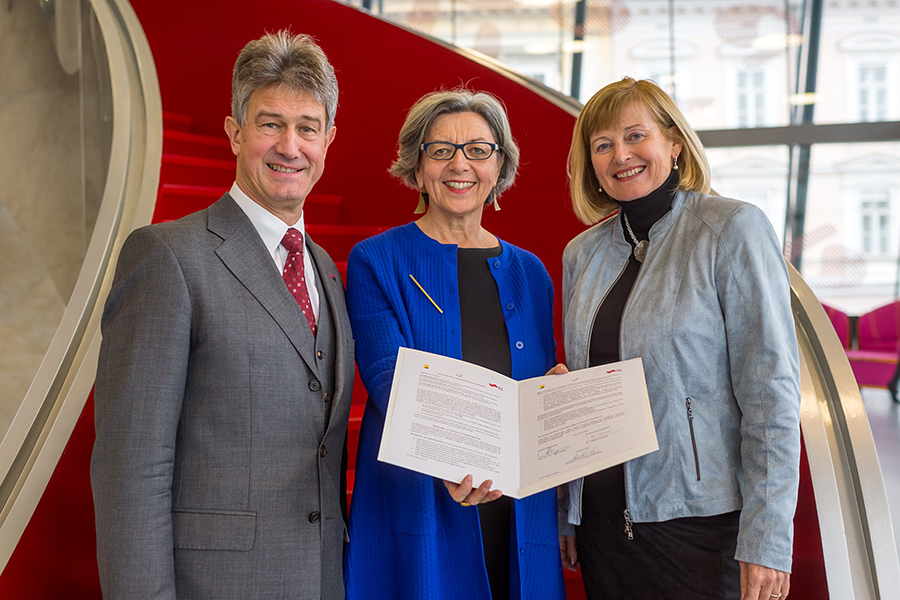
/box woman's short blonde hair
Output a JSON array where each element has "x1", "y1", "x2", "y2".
[
  {"x1": 389, "y1": 88, "x2": 519, "y2": 207},
  {"x1": 568, "y1": 77, "x2": 712, "y2": 225}
]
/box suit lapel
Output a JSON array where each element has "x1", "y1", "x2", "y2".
[
  {"x1": 307, "y1": 236, "x2": 351, "y2": 422},
  {"x1": 208, "y1": 195, "x2": 319, "y2": 375}
]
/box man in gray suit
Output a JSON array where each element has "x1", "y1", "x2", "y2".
[{"x1": 91, "y1": 31, "x2": 353, "y2": 600}]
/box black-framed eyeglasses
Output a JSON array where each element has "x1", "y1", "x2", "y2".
[{"x1": 420, "y1": 141, "x2": 500, "y2": 161}]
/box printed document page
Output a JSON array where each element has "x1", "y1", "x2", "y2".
[
  {"x1": 379, "y1": 348, "x2": 522, "y2": 493},
  {"x1": 515, "y1": 361, "x2": 658, "y2": 498},
  {"x1": 378, "y1": 347, "x2": 657, "y2": 499}
]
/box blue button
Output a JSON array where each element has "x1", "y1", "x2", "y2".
[
  {"x1": 506, "y1": 303, "x2": 515, "y2": 311},
  {"x1": 449, "y1": 286, "x2": 455, "y2": 293},
  {"x1": 493, "y1": 260, "x2": 501, "y2": 269},
  {"x1": 515, "y1": 341, "x2": 524, "y2": 350}
]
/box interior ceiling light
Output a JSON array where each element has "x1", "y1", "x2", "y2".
[
  {"x1": 788, "y1": 92, "x2": 818, "y2": 105},
  {"x1": 753, "y1": 33, "x2": 804, "y2": 50}
]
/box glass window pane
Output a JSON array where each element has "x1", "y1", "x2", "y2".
[
  {"x1": 345, "y1": 0, "x2": 900, "y2": 314},
  {"x1": 804, "y1": 144, "x2": 899, "y2": 314},
  {"x1": 706, "y1": 145, "x2": 790, "y2": 247}
]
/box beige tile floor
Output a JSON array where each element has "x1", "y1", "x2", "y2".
[{"x1": 861, "y1": 386, "x2": 900, "y2": 557}]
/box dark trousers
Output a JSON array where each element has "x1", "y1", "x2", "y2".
[{"x1": 576, "y1": 466, "x2": 740, "y2": 600}]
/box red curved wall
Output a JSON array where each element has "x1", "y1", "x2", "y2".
[{"x1": 0, "y1": 1, "x2": 826, "y2": 597}]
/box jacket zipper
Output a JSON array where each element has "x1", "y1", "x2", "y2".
[
  {"x1": 585, "y1": 248, "x2": 636, "y2": 541},
  {"x1": 585, "y1": 261, "x2": 629, "y2": 352},
  {"x1": 586, "y1": 257, "x2": 634, "y2": 541},
  {"x1": 685, "y1": 397, "x2": 701, "y2": 481}
]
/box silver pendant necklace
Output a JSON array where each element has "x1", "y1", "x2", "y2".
[{"x1": 622, "y1": 213, "x2": 648, "y2": 263}]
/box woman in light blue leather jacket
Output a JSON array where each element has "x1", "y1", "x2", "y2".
[{"x1": 556, "y1": 78, "x2": 801, "y2": 600}]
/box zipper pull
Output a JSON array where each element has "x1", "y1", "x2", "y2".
[{"x1": 623, "y1": 508, "x2": 634, "y2": 541}]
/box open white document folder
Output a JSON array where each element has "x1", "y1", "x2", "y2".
[{"x1": 378, "y1": 347, "x2": 658, "y2": 499}]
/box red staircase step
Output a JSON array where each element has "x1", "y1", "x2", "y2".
[
  {"x1": 305, "y1": 193, "x2": 342, "y2": 224},
  {"x1": 307, "y1": 225, "x2": 383, "y2": 262},
  {"x1": 153, "y1": 184, "x2": 227, "y2": 222},
  {"x1": 164, "y1": 130, "x2": 234, "y2": 160},
  {"x1": 163, "y1": 111, "x2": 192, "y2": 132},
  {"x1": 161, "y1": 154, "x2": 236, "y2": 188},
  {"x1": 307, "y1": 225, "x2": 383, "y2": 237}
]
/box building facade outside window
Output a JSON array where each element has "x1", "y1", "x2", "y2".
[
  {"x1": 858, "y1": 64, "x2": 888, "y2": 122},
  {"x1": 860, "y1": 188, "x2": 892, "y2": 256},
  {"x1": 737, "y1": 69, "x2": 766, "y2": 127},
  {"x1": 840, "y1": 32, "x2": 900, "y2": 124}
]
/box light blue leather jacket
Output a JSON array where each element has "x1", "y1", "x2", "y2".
[{"x1": 561, "y1": 189, "x2": 801, "y2": 573}]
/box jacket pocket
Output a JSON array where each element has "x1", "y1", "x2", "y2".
[
  {"x1": 172, "y1": 508, "x2": 257, "y2": 551},
  {"x1": 685, "y1": 397, "x2": 701, "y2": 481}
]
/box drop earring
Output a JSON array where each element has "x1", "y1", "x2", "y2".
[
  {"x1": 415, "y1": 191, "x2": 429, "y2": 214},
  {"x1": 672, "y1": 156, "x2": 679, "y2": 171},
  {"x1": 598, "y1": 185, "x2": 603, "y2": 193}
]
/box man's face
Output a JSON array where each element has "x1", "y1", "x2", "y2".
[{"x1": 225, "y1": 85, "x2": 336, "y2": 222}]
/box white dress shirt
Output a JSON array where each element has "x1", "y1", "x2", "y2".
[{"x1": 229, "y1": 182, "x2": 319, "y2": 319}]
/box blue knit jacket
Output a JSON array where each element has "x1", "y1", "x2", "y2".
[{"x1": 343, "y1": 222, "x2": 565, "y2": 600}]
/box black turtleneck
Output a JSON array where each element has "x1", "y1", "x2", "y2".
[
  {"x1": 619, "y1": 170, "x2": 679, "y2": 241},
  {"x1": 582, "y1": 169, "x2": 680, "y2": 545},
  {"x1": 587, "y1": 170, "x2": 678, "y2": 367}
]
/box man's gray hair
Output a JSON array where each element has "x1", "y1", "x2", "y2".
[{"x1": 231, "y1": 30, "x2": 338, "y2": 129}]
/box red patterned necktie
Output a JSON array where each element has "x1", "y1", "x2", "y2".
[{"x1": 281, "y1": 228, "x2": 317, "y2": 337}]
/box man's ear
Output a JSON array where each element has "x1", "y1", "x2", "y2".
[
  {"x1": 224, "y1": 117, "x2": 242, "y2": 156},
  {"x1": 324, "y1": 125, "x2": 337, "y2": 153}
]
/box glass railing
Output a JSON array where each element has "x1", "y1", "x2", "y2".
[
  {"x1": 790, "y1": 263, "x2": 900, "y2": 598},
  {"x1": 0, "y1": 0, "x2": 161, "y2": 566},
  {"x1": 0, "y1": 0, "x2": 112, "y2": 441}
]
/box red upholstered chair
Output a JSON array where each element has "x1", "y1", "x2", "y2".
[
  {"x1": 858, "y1": 301, "x2": 900, "y2": 353},
  {"x1": 847, "y1": 301, "x2": 900, "y2": 389},
  {"x1": 821, "y1": 304, "x2": 851, "y2": 349}
]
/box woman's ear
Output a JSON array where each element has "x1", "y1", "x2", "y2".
[
  {"x1": 413, "y1": 165, "x2": 425, "y2": 191},
  {"x1": 668, "y1": 126, "x2": 684, "y2": 157}
]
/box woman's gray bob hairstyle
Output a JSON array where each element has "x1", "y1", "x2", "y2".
[
  {"x1": 389, "y1": 88, "x2": 520, "y2": 206},
  {"x1": 231, "y1": 30, "x2": 339, "y2": 129}
]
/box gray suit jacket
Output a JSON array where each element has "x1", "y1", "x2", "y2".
[{"x1": 91, "y1": 194, "x2": 354, "y2": 600}]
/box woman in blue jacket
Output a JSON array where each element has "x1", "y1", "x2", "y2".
[
  {"x1": 343, "y1": 89, "x2": 564, "y2": 600},
  {"x1": 558, "y1": 78, "x2": 801, "y2": 600}
]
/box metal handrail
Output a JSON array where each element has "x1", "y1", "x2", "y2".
[
  {"x1": 791, "y1": 263, "x2": 900, "y2": 598},
  {"x1": 0, "y1": 0, "x2": 161, "y2": 569}
]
